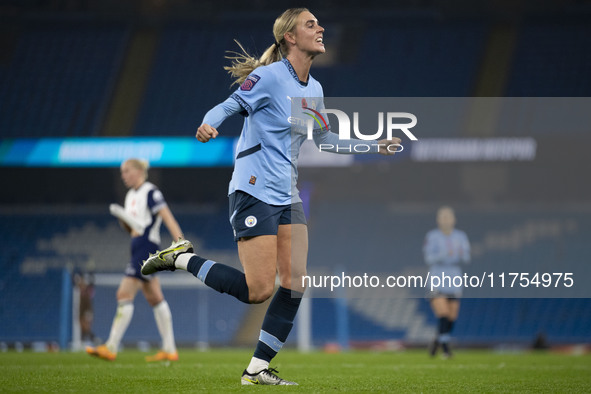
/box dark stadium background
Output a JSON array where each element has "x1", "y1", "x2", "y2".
[{"x1": 0, "y1": 0, "x2": 589, "y2": 351}]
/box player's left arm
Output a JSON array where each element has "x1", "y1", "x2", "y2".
[
  {"x1": 159, "y1": 206, "x2": 184, "y2": 241},
  {"x1": 312, "y1": 128, "x2": 402, "y2": 156},
  {"x1": 460, "y1": 232, "x2": 471, "y2": 264},
  {"x1": 312, "y1": 90, "x2": 401, "y2": 155},
  {"x1": 376, "y1": 138, "x2": 403, "y2": 156}
]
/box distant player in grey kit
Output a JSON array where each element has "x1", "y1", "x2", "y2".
[{"x1": 423, "y1": 206, "x2": 470, "y2": 358}]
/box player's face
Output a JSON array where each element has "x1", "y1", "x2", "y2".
[
  {"x1": 120, "y1": 162, "x2": 142, "y2": 189},
  {"x1": 437, "y1": 208, "x2": 456, "y2": 232},
  {"x1": 291, "y1": 11, "x2": 325, "y2": 55}
]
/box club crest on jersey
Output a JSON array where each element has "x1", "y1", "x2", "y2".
[
  {"x1": 240, "y1": 74, "x2": 261, "y2": 91},
  {"x1": 245, "y1": 215, "x2": 257, "y2": 228}
]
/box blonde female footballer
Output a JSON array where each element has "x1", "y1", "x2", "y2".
[{"x1": 142, "y1": 8, "x2": 401, "y2": 384}]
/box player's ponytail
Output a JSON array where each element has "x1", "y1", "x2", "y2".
[{"x1": 224, "y1": 8, "x2": 308, "y2": 86}]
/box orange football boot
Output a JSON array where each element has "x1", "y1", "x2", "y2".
[
  {"x1": 145, "y1": 350, "x2": 178, "y2": 362},
  {"x1": 86, "y1": 345, "x2": 116, "y2": 361}
]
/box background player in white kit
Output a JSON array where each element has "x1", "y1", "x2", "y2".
[
  {"x1": 423, "y1": 206, "x2": 471, "y2": 358},
  {"x1": 141, "y1": 8, "x2": 401, "y2": 385},
  {"x1": 86, "y1": 158, "x2": 184, "y2": 362}
]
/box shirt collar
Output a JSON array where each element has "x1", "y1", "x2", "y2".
[{"x1": 282, "y1": 58, "x2": 308, "y2": 87}]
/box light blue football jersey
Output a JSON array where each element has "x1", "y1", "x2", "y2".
[
  {"x1": 229, "y1": 58, "x2": 325, "y2": 205},
  {"x1": 423, "y1": 228, "x2": 471, "y2": 295}
]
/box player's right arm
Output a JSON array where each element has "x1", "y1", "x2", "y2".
[
  {"x1": 196, "y1": 123, "x2": 219, "y2": 143},
  {"x1": 197, "y1": 69, "x2": 272, "y2": 143},
  {"x1": 109, "y1": 203, "x2": 143, "y2": 235},
  {"x1": 460, "y1": 231, "x2": 471, "y2": 264},
  {"x1": 196, "y1": 97, "x2": 242, "y2": 142}
]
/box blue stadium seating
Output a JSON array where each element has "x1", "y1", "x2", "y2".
[
  {"x1": 92, "y1": 281, "x2": 247, "y2": 346},
  {"x1": 343, "y1": 21, "x2": 486, "y2": 97},
  {"x1": 1, "y1": 207, "x2": 589, "y2": 346},
  {"x1": 133, "y1": 22, "x2": 270, "y2": 136},
  {"x1": 2, "y1": 17, "x2": 588, "y2": 139},
  {"x1": 507, "y1": 21, "x2": 591, "y2": 97},
  {"x1": 0, "y1": 207, "x2": 246, "y2": 346},
  {"x1": 0, "y1": 23, "x2": 128, "y2": 137},
  {"x1": 2, "y1": 13, "x2": 591, "y2": 349},
  {"x1": 132, "y1": 19, "x2": 486, "y2": 137}
]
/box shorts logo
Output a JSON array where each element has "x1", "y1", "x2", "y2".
[
  {"x1": 240, "y1": 74, "x2": 261, "y2": 91},
  {"x1": 245, "y1": 215, "x2": 257, "y2": 228},
  {"x1": 249, "y1": 175, "x2": 257, "y2": 185}
]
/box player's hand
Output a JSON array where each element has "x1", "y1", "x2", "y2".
[
  {"x1": 377, "y1": 137, "x2": 402, "y2": 156},
  {"x1": 196, "y1": 124, "x2": 219, "y2": 143},
  {"x1": 109, "y1": 203, "x2": 123, "y2": 216}
]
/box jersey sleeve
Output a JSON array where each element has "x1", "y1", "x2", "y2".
[
  {"x1": 147, "y1": 188, "x2": 167, "y2": 214},
  {"x1": 423, "y1": 231, "x2": 444, "y2": 265},
  {"x1": 201, "y1": 96, "x2": 243, "y2": 128},
  {"x1": 460, "y1": 231, "x2": 471, "y2": 264},
  {"x1": 230, "y1": 68, "x2": 273, "y2": 115}
]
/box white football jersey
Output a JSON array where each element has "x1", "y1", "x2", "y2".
[{"x1": 124, "y1": 181, "x2": 167, "y2": 244}]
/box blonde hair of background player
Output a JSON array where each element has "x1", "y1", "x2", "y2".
[
  {"x1": 122, "y1": 158, "x2": 149, "y2": 183},
  {"x1": 119, "y1": 158, "x2": 183, "y2": 241},
  {"x1": 224, "y1": 7, "x2": 309, "y2": 85}
]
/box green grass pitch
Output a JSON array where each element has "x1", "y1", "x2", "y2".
[{"x1": 1, "y1": 349, "x2": 590, "y2": 392}]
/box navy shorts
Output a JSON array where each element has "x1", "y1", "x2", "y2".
[
  {"x1": 229, "y1": 190, "x2": 307, "y2": 241},
  {"x1": 125, "y1": 236, "x2": 159, "y2": 281}
]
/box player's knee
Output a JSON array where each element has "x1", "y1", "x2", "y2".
[
  {"x1": 279, "y1": 270, "x2": 306, "y2": 292},
  {"x1": 248, "y1": 284, "x2": 274, "y2": 304},
  {"x1": 146, "y1": 295, "x2": 164, "y2": 307},
  {"x1": 116, "y1": 289, "x2": 133, "y2": 301}
]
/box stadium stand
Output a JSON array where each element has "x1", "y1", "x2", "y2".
[
  {"x1": 0, "y1": 206, "x2": 247, "y2": 346},
  {"x1": 1, "y1": 5, "x2": 590, "y2": 350},
  {"x1": 132, "y1": 18, "x2": 487, "y2": 136},
  {"x1": 1, "y1": 205, "x2": 589, "y2": 347},
  {"x1": 506, "y1": 19, "x2": 591, "y2": 97},
  {"x1": 0, "y1": 23, "x2": 128, "y2": 137},
  {"x1": 133, "y1": 22, "x2": 269, "y2": 136},
  {"x1": 344, "y1": 21, "x2": 486, "y2": 97},
  {"x1": 311, "y1": 297, "x2": 591, "y2": 346}
]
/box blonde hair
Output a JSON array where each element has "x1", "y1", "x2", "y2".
[
  {"x1": 124, "y1": 158, "x2": 149, "y2": 180},
  {"x1": 224, "y1": 8, "x2": 308, "y2": 86}
]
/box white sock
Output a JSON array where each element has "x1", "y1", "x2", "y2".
[
  {"x1": 105, "y1": 300, "x2": 134, "y2": 353},
  {"x1": 246, "y1": 357, "x2": 269, "y2": 374},
  {"x1": 153, "y1": 300, "x2": 177, "y2": 353},
  {"x1": 175, "y1": 253, "x2": 195, "y2": 271}
]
